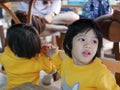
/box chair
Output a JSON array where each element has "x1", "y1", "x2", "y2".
[
  {"x1": 0, "y1": 0, "x2": 60, "y2": 50},
  {"x1": 0, "y1": 0, "x2": 33, "y2": 52},
  {"x1": 0, "y1": 25, "x2": 5, "y2": 52},
  {"x1": 95, "y1": 10, "x2": 120, "y2": 85}
]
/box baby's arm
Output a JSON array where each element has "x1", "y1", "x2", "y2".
[
  {"x1": 40, "y1": 55, "x2": 57, "y2": 85},
  {"x1": 40, "y1": 43, "x2": 65, "y2": 74},
  {"x1": 41, "y1": 49, "x2": 65, "y2": 85}
]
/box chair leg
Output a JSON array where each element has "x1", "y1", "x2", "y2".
[
  {"x1": 0, "y1": 25, "x2": 5, "y2": 52},
  {"x1": 51, "y1": 35, "x2": 57, "y2": 47},
  {"x1": 113, "y1": 42, "x2": 120, "y2": 60},
  {"x1": 56, "y1": 32, "x2": 65, "y2": 49},
  {"x1": 113, "y1": 42, "x2": 120, "y2": 86},
  {"x1": 115, "y1": 73, "x2": 120, "y2": 86}
]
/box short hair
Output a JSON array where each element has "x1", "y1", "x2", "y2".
[
  {"x1": 6, "y1": 24, "x2": 41, "y2": 59},
  {"x1": 63, "y1": 19, "x2": 103, "y2": 58}
]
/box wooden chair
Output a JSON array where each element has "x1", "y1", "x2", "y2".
[
  {"x1": 102, "y1": 58, "x2": 120, "y2": 86},
  {"x1": 95, "y1": 10, "x2": 120, "y2": 85},
  {"x1": 102, "y1": 59, "x2": 120, "y2": 73},
  {"x1": 0, "y1": 25, "x2": 5, "y2": 52},
  {"x1": 0, "y1": 0, "x2": 58, "y2": 50},
  {"x1": 0, "y1": 0, "x2": 24, "y2": 51}
]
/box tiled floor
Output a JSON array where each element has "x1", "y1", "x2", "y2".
[{"x1": 0, "y1": 72, "x2": 7, "y2": 90}]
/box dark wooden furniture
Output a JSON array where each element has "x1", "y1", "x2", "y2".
[
  {"x1": 95, "y1": 11, "x2": 120, "y2": 85},
  {"x1": 0, "y1": 0, "x2": 35, "y2": 52}
]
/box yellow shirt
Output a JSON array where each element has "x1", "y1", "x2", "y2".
[
  {"x1": 51, "y1": 52, "x2": 120, "y2": 90},
  {"x1": 0, "y1": 46, "x2": 56, "y2": 90}
]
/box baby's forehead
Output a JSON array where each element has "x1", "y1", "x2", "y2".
[{"x1": 77, "y1": 29, "x2": 97, "y2": 37}]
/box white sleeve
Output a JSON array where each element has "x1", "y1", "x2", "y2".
[
  {"x1": 50, "y1": 0, "x2": 61, "y2": 15},
  {"x1": 17, "y1": 2, "x2": 29, "y2": 12}
]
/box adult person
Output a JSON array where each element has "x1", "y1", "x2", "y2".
[
  {"x1": 81, "y1": 0, "x2": 112, "y2": 20},
  {"x1": 17, "y1": 0, "x2": 79, "y2": 31},
  {"x1": 0, "y1": 7, "x2": 3, "y2": 19}
]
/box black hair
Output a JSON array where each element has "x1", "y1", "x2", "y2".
[
  {"x1": 43, "y1": 0, "x2": 51, "y2": 4},
  {"x1": 6, "y1": 23, "x2": 41, "y2": 59},
  {"x1": 63, "y1": 19, "x2": 103, "y2": 59}
]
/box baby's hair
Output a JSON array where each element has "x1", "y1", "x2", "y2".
[
  {"x1": 43, "y1": 0, "x2": 51, "y2": 5},
  {"x1": 6, "y1": 24, "x2": 41, "y2": 59},
  {"x1": 63, "y1": 19, "x2": 103, "y2": 58}
]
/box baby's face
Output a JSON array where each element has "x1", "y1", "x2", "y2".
[{"x1": 72, "y1": 29, "x2": 98, "y2": 65}]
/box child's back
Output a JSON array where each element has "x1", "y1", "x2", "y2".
[{"x1": 0, "y1": 24, "x2": 56, "y2": 90}]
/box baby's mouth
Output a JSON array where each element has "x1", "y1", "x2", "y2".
[{"x1": 82, "y1": 50, "x2": 91, "y2": 57}]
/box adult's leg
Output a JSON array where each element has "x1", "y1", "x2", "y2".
[
  {"x1": 0, "y1": 8, "x2": 3, "y2": 19},
  {"x1": 45, "y1": 24, "x2": 68, "y2": 31},
  {"x1": 45, "y1": 11, "x2": 79, "y2": 31},
  {"x1": 51, "y1": 11, "x2": 79, "y2": 25}
]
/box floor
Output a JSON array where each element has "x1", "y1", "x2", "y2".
[{"x1": 0, "y1": 71, "x2": 7, "y2": 90}]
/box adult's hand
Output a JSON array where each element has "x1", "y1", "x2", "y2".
[{"x1": 44, "y1": 13, "x2": 54, "y2": 23}]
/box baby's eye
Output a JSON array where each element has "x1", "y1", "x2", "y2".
[
  {"x1": 92, "y1": 40, "x2": 98, "y2": 44},
  {"x1": 78, "y1": 38, "x2": 85, "y2": 42}
]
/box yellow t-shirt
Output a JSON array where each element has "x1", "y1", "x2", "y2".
[
  {"x1": 51, "y1": 52, "x2": 120, "y2": 90},
  {"x1": 0, "y1": 46, "x2": 56, "y2": 90}
]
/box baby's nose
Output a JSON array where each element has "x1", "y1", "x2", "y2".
[{"x1": 84, "y1": 44, "x2": 91, "y2": 49}]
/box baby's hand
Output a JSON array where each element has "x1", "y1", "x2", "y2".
[
  {"x1": 59, "y1": 50, "x2": 66, "y2": 60},
  {"x1": 41, "y1": 44, "x2": 58, "y2": 57},
  {"x1": 42, "y1": 74, "x2": 53, "y2": 85}
]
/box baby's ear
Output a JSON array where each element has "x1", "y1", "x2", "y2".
[{"x1": 59, "y1": 50, "x2": 66, "y2": 60}]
